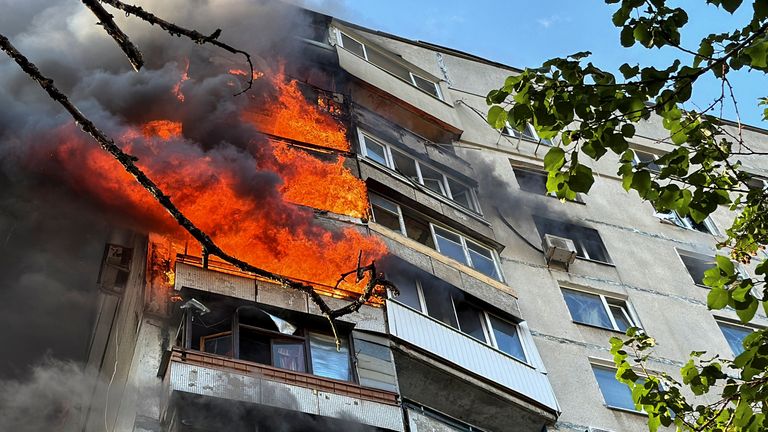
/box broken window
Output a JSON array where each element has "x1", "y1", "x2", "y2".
[
  {"x1": 632, "y1": 150, "x2": 661, "y2": 174},
  {"x1": 534, "y1": 216, "x2": 612, "y2": 263},
  {"x1": 561, "y1": 288, "x2": 637, "y2": 332},
  {"x1": 677, "y1": 250, "x2": 713, "y2": 286},
  {"x1": 717, "y1": 320, "x2": 754, "y2": 356},
  {"x1": 359, "y1": 130, "x2": 480, "y2": 213}
]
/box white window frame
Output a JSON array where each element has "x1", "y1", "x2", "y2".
[
  {"x1": 431, "y1": 224, "x2": 503, "y2": 281},
  {"x1": 369, "y1": 194, "x2": 502, "y2": 281},
  {"x1": 360, "y1": 131, "x2": 482, "y2": 214},
  {"x1": 502, "y1": 122, "x2": 552, "y2": 146},
  {"x1": 676, "y1": 249, "x2": 749, "y2": 287},
  {"x1": 591, "y1": 363, "x2": 648, "y2": 413},
  {"x1": 632, "y1": 150, "x2": 662, "y2": 174},
  {"x1": 395, "y1": 281, "x2": 528, "y2": 363},
  {"x1": 561, "y1": 287, "x2": 641, "y2": 332},
  {"x1": 715, "y1": 318, "x2": 758, "y2": 356},
  {"x1": 653, "y1": 207, "x2": 718, "y2": 234},
  {"x1": 334, "y1": 28, "x2": 443, "y2": 100}
]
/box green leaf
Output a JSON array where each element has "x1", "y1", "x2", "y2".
[
  {"x1": 735, "y1": 297, "x2": 759, "y2": 323},
  {"x1": 621, "y1": 25, "x2": 636, "y2": 47},
  {"x1": 631, "y1": 170, "x2": 652, "y2": 196},
  {"x1": 569, "y1": 164, "x2": 595, "y2": 193},
  {"x1": 756, "y1": 0, "x2": 768, "y2": 20},
  {"x1": 621, "y1": 124, "x2": 636, "y2": 138},
  {"x1": 544, "y1": 147, "x2": 566, "y2": 171},
  {"x1": 707, "y1": 287, "x2": 730, "y2": 309},
  {"x1": 487, "y1": 106, "x2": 507, "y2": 129},
  {"x1": 743, "y1": 40, "x2": 768, "y2": 69},
  {"x1": 715, "y1": 255, "x2": 735, "y2": 276},
  {"x1": 721, "y1": 0, "x2": 744, "y2": 13}
]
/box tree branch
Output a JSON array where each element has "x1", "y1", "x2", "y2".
[
  {"x1": 98, "y1": 0, "x2": 255, "y2": 95},
  {"x1": 81, "y1": 0, "x2": 143, "y2": 71}
]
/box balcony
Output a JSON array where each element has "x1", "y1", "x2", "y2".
[
  {"x1": 162, "y1": 348, "x2": 404, "y2": 431},
  {"x1": 387, "y1": 300, "x2": 559, "y2": 423},
  {"x1": 336, "y1": 47, "x2": 462, "y2": 134}
]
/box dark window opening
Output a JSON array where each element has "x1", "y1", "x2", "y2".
[
  {"x1": 678, "y1": 252, "x2": 713, "y2": 286},
  {"x1": 513, "y1": 167, "x2": 549, "y2": 195}
]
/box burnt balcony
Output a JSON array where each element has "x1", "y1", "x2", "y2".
[{"x1": 162, "y1": 348, "x2": 403, "y2": 431}]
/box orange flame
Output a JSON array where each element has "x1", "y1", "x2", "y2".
[
  {"x1": 229, "y1": 68, "x2": 265, "y2": 80},
  {"x1": 142, "y1": 120, "x2": 182, "y2": 140},
  {"x1": 173, "y1": 59, "x2": 190, "y2": 102}
]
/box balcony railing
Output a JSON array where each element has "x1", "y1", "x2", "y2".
[{"x1": 387, "y1": 301, "x2": 559, "y2": 411}]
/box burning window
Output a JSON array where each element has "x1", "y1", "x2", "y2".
[
  {"x1": 335, "y1": 28, "x2": 443, "y2": 100},
  {"x1": 360, "y1": 131, "x2": 481, "y2": 213},
  {"x1": 533, "y1": 216, "x2": 612, "y2": 264}
]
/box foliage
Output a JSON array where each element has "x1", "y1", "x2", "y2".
[{"x1": 488, "y1": 1, "x2": 768, "y2": 430}]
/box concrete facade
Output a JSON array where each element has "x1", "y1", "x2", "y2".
[{"x1": 81, "y1": 6, "x2": 768, "y2": 432}]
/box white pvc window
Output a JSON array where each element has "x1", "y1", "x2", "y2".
[
  {"x1": 370, "y1": 194, "x2": 501, "y2": 280},
  {"x1": 335, "y1": 28, "x2": 443, "y2": 100},
  {"x1": 561, "y1": 288, "x2": 638, "y2": 332},
  {"x1": 360, "y1": 131, "x2": 481, "y2": 213},
  {"x1": 632, "y1": 150, "x2": 662, "y2": 174},
  {"x1": 716, "y1": 320, "x2": 754, "y2": 356},
  {"x1": 503, "y1": 122, "x2": 552, "y2": 146},
  {"x1": 654, "y1": 208, "x2": 717, "y2": 234}
]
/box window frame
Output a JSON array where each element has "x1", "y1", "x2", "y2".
[
  {"x1": 534, "y1": 216, "x2": 613, "y2": 264},
  {"x1": 391, "y1": 281, "x2": 528, "y2": 363},
  {"x1": 511, "y1": 165, "x2": 585, "y2": 203},
  {"x1": 502, "y1": 122, "x2": 553, "y2": 146},
  {"x1": 561, "y1": 287, "x2": 640, "y2": 332},
  {"x1": 653, "y1": 207, "x2": 718, "y2": 234},
  {"x1": 716, "y1": 318, "x2": 757, "y2": 356},
  {"x1": 334, "y1": 28, "x2": 443, "y2": 100},
  {"x1": 360, "y1": 130, "x2": 482, "y2": 214},
  {"x1": 632, "y1": 150, "x2": 662, "y2": 174},
  {"x1": 591, "y1": 363, "x2": 647, "y2": 413}
]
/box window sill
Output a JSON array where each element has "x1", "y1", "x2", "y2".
[
  {"x1": 605, "y1": 404, "x2": 647, "y2": 416},
  {"x1": 573, "y1": 321, "x2": 628, "y2": 334},
  {"x1": 574, "y1": 256, "x2": 615, "y2": 267},
  {"x1": 360, "y1": 157, "x2": 489, "y2": 225}
]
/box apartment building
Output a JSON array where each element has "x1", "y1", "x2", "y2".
[{"x1": 81, "y1": 6, "x2": 768, "y2": 432}]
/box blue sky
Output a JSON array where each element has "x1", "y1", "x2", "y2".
[{"x1": 307, "y1": 0, "x2": 764, "y2": 127}]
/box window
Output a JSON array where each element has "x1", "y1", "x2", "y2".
[
  {"x1": 335, "y1": 29, "x2": 443, "y2": 100},
  {"x1": 512, "y1": 165, "x2": 584, "y2": 202},
  {"x1": 534, "y1": 216, "x2": 612, "y2": 263},
  {"x1": 360, "y1": 131, "x2": 481, "y2": 213},
  {"x1": 592, "y1": 365, "x2": 640, "y2": 411},
  {"x1": 370, "y1": 194, "x2": 501, "y2": 280},
  {"x1": 632, "y1": 150, "x2": 661, "y2": 174},
  {"x1": 186, "y1": 295, "x2": 352, "y2": 381},
  {"x1": 654, "y1": 207, "x2": 716, "y2": 234},
  {"x1": 677, "y1": 250, "x2": 713, "y2": 286},
  {"x1": 389, "y1": 275, "x2": 527, "y2": 362},
  {"x1": 717, "y1": 320, "x2": 754, "y2": 356},
  {"x1": 562, "y1": 288, "x2": 637, "y2": 332},
  {"x1": 502, "y1": 123, "x2": 552, "y2": 146}
]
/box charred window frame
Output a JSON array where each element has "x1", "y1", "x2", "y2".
[
  {"x1": 97, "y1": 243, "x2": 133, "y2": 293},
  {"x1": 561, "y1": 287, "x2": 639, "y2": 332},
  {"x1": 334, "y1": 28, "x2": 443, "y2": 100},
  {"x1": 387, "y1": 276, "x2": 527, "y2": 362},
  {"x1": 369, "y1": 194, "x2": 501, "y2": 280},
  {"x1": 360, "y1": 131, "x2": 482, "y2": 214},
  {"x1": 502, "y1": 122, "x2": 552, "y2": 146},
  {"x1": 533, "y1": 216, "x2": 613, "y2": 264},
  {"x1": 184, "y1": 300, "x2": 354, "y2": 382}
]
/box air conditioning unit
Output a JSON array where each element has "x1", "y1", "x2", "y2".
[{"x1": 542, "y1": 234, "x2": 577, "y2": 270}]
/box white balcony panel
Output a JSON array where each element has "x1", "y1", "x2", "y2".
[
  {"x1": 387, "y1": 300, "x2": 558, "y2": 411},
  {"x1": 337, "y1": 48, "x2": 462, "y2": 132}
]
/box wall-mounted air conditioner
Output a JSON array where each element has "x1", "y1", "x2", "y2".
[{"x1": 542, "y1": 234, "x2": 577, "y2": 270}]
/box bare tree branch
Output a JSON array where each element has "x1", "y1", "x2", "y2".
[
  {"x1": 81, "y1": 0, "x2": 144, "y2": 71},
  {"x1": 98, "y1": 0, "x2": 255, "y2": 95},
  {"x1": 0, "y1": 34, "x2": 391, "y2": 329}
]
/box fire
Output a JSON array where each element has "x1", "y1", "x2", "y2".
[
  {"x1": 173, "y1": 58, "x2": 190, "y2": 102},
  {"x1": 229, "y1": 68, "x2": 265, "y2": 80},
  {"x1": 268, "y1": 141, "x2": 368, "y2": 218},
  {"x1": 142, "y1": 120, "x2": 182, "y2": 140},
  {"x1": 241, "y1": 67, "x2": 349, "y2": 152},
  {"x1": 34, "y1": 62, "x2": 386, "y2": 295}
]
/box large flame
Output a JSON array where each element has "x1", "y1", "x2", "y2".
[{"x1": 40, "y1": 64, "x2": 386, "y2": 294}]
